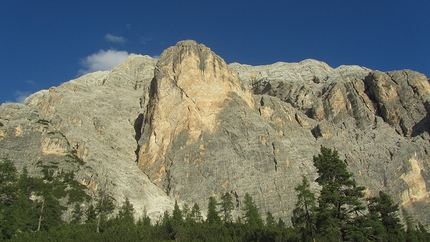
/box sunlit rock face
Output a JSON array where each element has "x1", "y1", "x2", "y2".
[
  {"x1": 138, "y1": 40, "x2": 254, "y2": 183},
  {"x1": 138, "y1": 40, "x2": 318, "y2": 217}
]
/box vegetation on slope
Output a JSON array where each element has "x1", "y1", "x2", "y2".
[{"x1": 1, "y1": 147, "x2": 429, "y2": 241}]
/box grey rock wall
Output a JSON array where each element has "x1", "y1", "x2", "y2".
[{"x1": 0, "y1": 55, "x2": 173, "y2": 220}]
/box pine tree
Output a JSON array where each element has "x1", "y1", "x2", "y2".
[
  {"x1": 171, "y1": 200, "x2": 186, "y2": 240},
  {"x1": 417, "y1": 222, "x2": 430, "y2": 242},
  {"x1": 182, "y1": 203, "x2": 191, "y2": 221},
  {"x1": 37, "y1": 193, "x2": 65, "y2": 231},
  {"x1": 0, "y1": 158, "x2": 18, "y2": 240},
  {"x1": 219, "y1": 192, "x2": 235, "y2": 224},
  {"x1": 242, "y1": 193, "x2": 263, "y2": 228},
  {"x1": 13, "y1": 168, "x2": 40, "y2": 232},
  {"x1": 206, "y1": 196, "x2": 221, "y2": 225},
  {"x1": 159, "y1": 210, "x2": 173, "y2": 240},
  {"x1": 190, "y1": 203, "x2": 203, "y2": 223},
  {"x1": 71, "y1": 203, "x2": 83, "y2": 224},
  {"x1": 265, "y1": 211, "x2": 276, "y2": 228},
  {"x1": 403, "y1": 207, "x2": 417, "y2": 242},
  {"x1": 292, "y1": 175, "x2": 317, "y2": 242},
  {"x1": 277, "y1": 218, "x2": 286, "y2": 229},
  {"x1": 94, "y1": 190, "x2": 115, "y2": 233},
  {"x1": 172, "y1": 200, "x2": 183, "y2": 225},
  {"x1": 117, "y1": 197, "x2": 135, "y2": 224},
  {"x1": 0, "y1": 158, "x2": 17, "y2": 206},
  {"x1": 365, "y1": 191, "x2": 404, "y2": 241},
  {"x1": 15, "y1": 166, "x2": 65, "y2": 232},
  {"x1": 313, "y1": 146, "x2": 366, "y2": 241},
  {"x1": 137, "y1": 207, "x2": 151, "y2": 227},
  {"x1": 86, "y1": 204, "x2": 97, "y2": 223}
]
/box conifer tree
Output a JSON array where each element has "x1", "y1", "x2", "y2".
[
  {"x1": 292, "y1": 175, "x2": 317, "y2": 242},
  {"x1": 172, "y1": 200, "x2": 186, "y2": 240},
  {"x1": 277, "y1": 218, "x2": 286, "y2": 229},
  {"x1": 86, "y1": 204, "x2": 97, "y2": 223},
  {"x1": 117, "y1": 197, "x2": 135, "y2": 224},
  {"x1": 0, "y1": 159, "x2": 99, "y2": 239},
  {"x1": 206, "y1": 196, "x2": 221, "y2": 225},
  {"x1": 403, "y1": 207, "x2": 417, "y2": 242},
  {"x1": 265, "y1": 211, "x2": 276, "y2": 228},
  {"x1": 15, "y1": 166, "x2": 66, "y2": 232},
  {"x1": 36, "y1": 193, "x2": 65, "y2": 231},
  {"x1": 190, "y1": 203, "x2": 203, "y2": 223},
  {"x1": 71, "y1": 203, "x2": 83, "y2": 225},
  {"x1": 0, "y1": 158, "x2": 17, "y2": 206},
  {"x1": 13, "y1": 168, "x2": 40, "y2": 232},
  {"x1": 0, "y1": 158, "x2": 18, "y2": 240},
  {"x1": 219, "y1": 192, "x2": 235, "y2": 224},
  {"x1": 137, "y1": 207, "x2": 151, "y2": 227},
  {"x1": 313, "y1": 146, "x2": 365, "y2": 241},
  {"x1": 366, "y1": 191, "x2": 404, "y2": 241},
  {"x1": 159, "y1": 210, "x2": 174, "y2": 240},
  {"x1": 242, "y1": 193, "x2": 263, "y2": 228},
  {"x1": 94, "y1": 190, "x2": 115, "y2": 233},
  {"x1": 172, "y1": 200, "x2": 183, "y2": 225},
  {"x1": 417, "y1": 222, "x2": 430, "y2": 241},
  {"x1": 182, "y1": 203, "x2": 190, "y2": 221}
]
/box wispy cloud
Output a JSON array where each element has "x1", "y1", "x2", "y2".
[
  {"x1": 104, "y1": 33, "x2": 127, "y2": 44},
  {"x1": 25, "y1": 80, "x2": 36, "y2": 86},
  {"x1": 79, "y1": 49, "x2": 129, "y2": 75},
  {"x1": 15, "y1": 91, "x2": 31, "y2": 103},
  {"x1": 2, "y1": 91, "x2": 31, "y2": 104},
  {"x1": 141, "y1": 36, "x2": 153, "y2": 45}
]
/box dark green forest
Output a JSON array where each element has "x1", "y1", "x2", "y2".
[{"x1": 1, "y1": 147, "x2": 429, "y2": 241}]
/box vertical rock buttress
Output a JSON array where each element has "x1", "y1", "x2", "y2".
[{"x1": 137, "y1": 40, "x2": 254, "y2": 186}]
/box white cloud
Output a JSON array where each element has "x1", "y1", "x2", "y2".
[
  {"x1": 15, "y1": 91, "x2": 31, "y2": 103},
  {"x1": 152, "y1": 55, "x2": 160, "y2": 60},
  {"x1": 79, "y1": 49, "x2": 130, "y2": 75},
  {"x1": 104, "y1": 33, "x2": 127, "y2": 44},
  {"x1": 25, "y1": 80, "x2": 36, "y2": 86}
]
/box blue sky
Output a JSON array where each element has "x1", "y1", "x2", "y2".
[{"x1": 1, "y1": 0, "x2": 429, "y2": 104}]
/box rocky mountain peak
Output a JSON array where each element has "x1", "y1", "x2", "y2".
[
  {"x1": 138, "y1": 40, "x2": 254, "y2": 183},
  {"x1": 1, "y1": 40, "x2": 430, "y2": 226}
]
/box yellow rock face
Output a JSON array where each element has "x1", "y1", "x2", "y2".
[
  {"x1": 41, "y1": 137, "x2": 68, "y2": 156},
  {"x1": 138, "y1": 40, "x2": 254, "y2": 182},
  {"x1": 0, "y1": 130, "x2": 6, "y2": 140},
  {"x1": 14, "y1": 125, "x2": 23, "y2": 137},
  {"x1": 401, "y1": 156, "x2": 429, "y2": 206}
]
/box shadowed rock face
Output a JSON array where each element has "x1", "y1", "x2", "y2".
[{"x1": 1, "y1": 40, "x2": 430, "y2": 226}]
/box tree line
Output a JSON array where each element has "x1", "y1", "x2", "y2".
[
  {"x1": 1, "y1": 147, "x2": 429, "y2": 241},
  {"x1": 292, "y1": 147, "x2": 429, "y2": 241}
]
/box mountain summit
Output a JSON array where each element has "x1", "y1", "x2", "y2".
[
  {"x1": 1, "y1": 40, "x2": 429, "y2": 225},
  {"x1": 138, "y1": 40, "x2": 254, "y2": 185}
]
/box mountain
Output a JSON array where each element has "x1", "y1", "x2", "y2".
[{"x1": 1, "y1": 40, "x2": 429, "y2": 226}]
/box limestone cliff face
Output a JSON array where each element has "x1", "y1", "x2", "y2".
[
  {"x1": 137, "y1": 40, "x2": 430, "y2": 224},
  {"x1": 365, "y1": 70, "x2": 430, "y2": 136},
  {"x1": 138, "y1": 40, "x2": 254, "y2": 184},
  {"x1": 229, "y1": 61, "x2": 430, "y2": 224},
  {"x1": 1, "y1": 40, "x2": 430, "y2": 226},
  {"x1": 0, "y1": 54, "x2": 173, "y2": 219}
]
